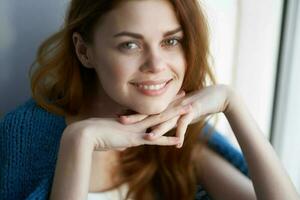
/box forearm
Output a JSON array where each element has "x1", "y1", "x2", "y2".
[
  {"x1": 225, "y1": 90, "x2": 300, "y2": 200},
  {"x1": 50, "y1": 130, "x2": 94, "y2": 200}
]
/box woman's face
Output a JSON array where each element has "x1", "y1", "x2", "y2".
[{"x1": 87, "y1": 0, "x2": 186, "y2": 114}]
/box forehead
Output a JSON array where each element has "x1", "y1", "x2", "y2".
[{"x1": 94, "y1": 0, "x2": 181, "y2": 38}]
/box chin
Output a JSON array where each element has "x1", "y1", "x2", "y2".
[{"x1": 133, "y1": 103, "x2": 168, "y2": 115}]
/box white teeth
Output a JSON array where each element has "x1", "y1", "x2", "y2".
[{"x1": 137, "y1": 83, "x2": 166, "y2": 90}]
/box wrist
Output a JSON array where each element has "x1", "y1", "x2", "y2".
[
  {"x1": 61, "y1": 123, "x2": 95, "y2": 153},
  {"x1": 223, "y1": 86, "x2": 240, "y2": 118}
]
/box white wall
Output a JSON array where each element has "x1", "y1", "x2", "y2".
[
  {"x1": 199, "y1": 0, "x2": 238, "y2": 85},
  {"x1": 233, "y1": 0, "x2": 283, "y2": 138},
  {"x1": 0, "y1": 0, "x2": 69, "y2": 116}
]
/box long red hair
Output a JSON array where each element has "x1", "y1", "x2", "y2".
[{"x1": 30, "y1": 0, "x2": 216, "y2": 199}]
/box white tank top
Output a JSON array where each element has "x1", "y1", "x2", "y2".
[{"x1": 87, "y1": 183, "x2": 133, "y2": 200}]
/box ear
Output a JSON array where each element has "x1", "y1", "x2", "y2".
[{"x1": 72, "y1": 32, "x2": 94, "y2": 69}]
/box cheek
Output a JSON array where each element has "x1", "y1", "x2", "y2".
[
  {"x1": 94, "y1": 52, "x2": 135, "y2": 85},
  {"x1": 95, "y1": 65, "x2": 133, "y2": 106},
  {"x1": 172, "y1": 60, "x2": 186, "y2": 84},
  {"x1": 94, "y1": 60, "x2": 138, "y2": 104},
  {"x1": 168, "y1": 49, "x2": 187, "y2": 76},
  {"x1": 98, "y1": 67, "x2": 132, "y2": 91}
]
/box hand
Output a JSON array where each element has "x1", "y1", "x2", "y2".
[
  {"x1": 62, "y1": 91, "x2": 191, "y2": 151},
  {"x1": 119, "y1": 84, "x2": 231, "y2": 148}
]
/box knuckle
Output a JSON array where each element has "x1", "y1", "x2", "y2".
[
  {"x1": 156, "y1": 125, "x2": 170, "y2": 136},
  {"x1": 180, "y1": 99, "x2": 189, "y2": 106},
  {"x1": 150, "y1": 114, "x2": 165, "y2": 125},
  {"x1": 177, "y1": 118, "x2": 186, "y2": 126},
  {"x1": 157, "y1": 113, "x2": 165, "y2": 121}
]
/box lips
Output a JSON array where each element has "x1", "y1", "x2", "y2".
[
  {"x1": 131, "y1": 79, "x2": 172, "y2": 85},
  {"x1": 130, "y1": 79, "x2": 173, "y2": 96}
]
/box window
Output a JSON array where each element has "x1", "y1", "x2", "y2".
[{"x1": 202, "y1": 0, "x2": 283, "y2": 147}]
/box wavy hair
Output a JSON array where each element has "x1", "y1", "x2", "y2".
[{"x1": 30, "y1": 0, "x2": 216, "y2": 199}]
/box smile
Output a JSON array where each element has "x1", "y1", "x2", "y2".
[
  {"x1": 130, "y1": 79, "x2": 173, "y2": 96},
  {"x1": 136, "y1": 82, "x2": 167, "y2": 90}
]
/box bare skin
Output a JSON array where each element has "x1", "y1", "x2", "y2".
[
  {"x1": 62, "y1": 90, "x2": 188, "y2": 193},
  {"x1": 49, "y1": 1, "x2": 299, "y2": 199},
  {"x1": 50, "y1": 85, "x2": 300, "y2": 200},
  {"x1": 88, "y1": 151, "x2": 121, "y2": 192},
  {"x1": 65, "y1": 117, "x2": 122, "y2": 193}
]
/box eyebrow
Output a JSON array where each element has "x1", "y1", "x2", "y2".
[{"x1": 113, "y1": 27, "x2": 182, "y2": 39}]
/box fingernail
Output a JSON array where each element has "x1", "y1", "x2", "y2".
[
  {"x1": 176, "y1": 143, "x2": 182, "y2": 148},
  {"x1": 118, "y1": 115, "x2": 128, "y2": 122}
]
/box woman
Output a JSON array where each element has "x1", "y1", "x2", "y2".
[{"x1": 0, "y1": 0, "x2": 299, "y2": 199}]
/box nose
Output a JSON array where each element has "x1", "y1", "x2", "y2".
[{"x1": 140, "y1": 49, "x2": 166, "y2": 73}]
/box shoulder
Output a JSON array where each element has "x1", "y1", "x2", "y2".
[
  {"x1": 0, "y1": 99, "x2": 67, "y2": 199},
  {"x1": 0, "y1": 98, "x2": 66, "y2": 164},
  {"x1": 1, "y1": 98, "x2": 66, "y2": 138}
]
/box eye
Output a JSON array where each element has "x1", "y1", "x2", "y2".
[
  {"x1": 162, "y1": 37, "x2": 182, "y2": 47},
  {"x1": 119, "y1": 41, "x2": 140, "y2": 50}
]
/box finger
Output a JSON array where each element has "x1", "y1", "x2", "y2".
[
  {"x1": 175, "y1": 112, "x2": 194, "y2": 148},
  {"x1": 119, "y1": 91, "x2": 185, "y2": 125},
  {"x1": 122, "y1": 90, "x2": 186, "y2": 125},
  {"x1": 115, "y1": 147, "x2": 127, "y2": 151},
  {"x1": 173, "y1": 90, "x2": 186, "y2": 102},
  {"x1": 143, "y1": 116, "x2": 179, "y2": 140},
  {"x1": 142, "y1": 136, "x2": 180, "y2": 146},
  {"x1": 138, "y1": 104, "x2": 193, "y2": 129},
  {"x1": 180, "y1": 90, "x2": 205, "y2": 106},
  {"x1": 128, "y1": 132, "x2": 180, "y2": 148},
  {"x1": 167, "y1": 90, "x2": 187, "y2": 108},
  {"x1": 118, "y1": 114, "x2": 148, "y2": 124}
]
